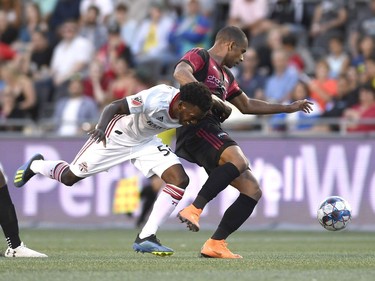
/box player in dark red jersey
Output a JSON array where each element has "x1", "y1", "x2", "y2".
[
  {"x1": 175, "y1": 26, "x2": 313, "y2": 258},
  {"x1": 0, "y1": 164, "x2": 47, "y2": 257}
]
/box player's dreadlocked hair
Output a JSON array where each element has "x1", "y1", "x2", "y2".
[{"x1": 179, "y1": 82, "x2": 213, "y2": 113}]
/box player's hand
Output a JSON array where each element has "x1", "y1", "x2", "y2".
[
  {"x1": 88, "y1": 128, "x2": 107, "y2": 147},
  {"x1": 212, "y1": 95, "x2": 232, "y2": 122},
  {"x1": 215, "y1": 104, "x2": 232, "y2": 122},
  {"x1": 288, "y1": 99, "x2": 314, "y2": 114}
]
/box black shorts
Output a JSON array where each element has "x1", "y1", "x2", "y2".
[{"x1": 175, "y1": 114, "x2": 238, "y2": 172}]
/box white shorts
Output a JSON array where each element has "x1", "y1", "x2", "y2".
[{"x1": 70, "y1": 137, "x2": 181, "y2": 179}]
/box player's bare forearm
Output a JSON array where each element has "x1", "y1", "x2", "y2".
[
  {"x1": 231, "y1": 94, "x2": 313, "y2": 115},
  {"x1": 211, "y1": 95, "x2": 232, "y2": 122},
  {"x1": 174, "y1": 62, "x2": 197, "y2": 85},
  {"x1": 248, "y1": 99, "x2": 313, "y2": 114},
  {"x1": 245, "y1": 99, "x2": 290, "y2": 114},
  {"x1": 96, "y1": 99, "x2": 129, "y2": 130},
  {"x1": 89, "y1": 99, "x2": 129, "y2": 146}
]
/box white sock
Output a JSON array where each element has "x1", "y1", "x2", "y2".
[
  {"x1": 139, "y1": 184, "x2": 184, "y2": 239},
  {"x1": 31, "y1": 160, "x2": 69, "y2": 182}
]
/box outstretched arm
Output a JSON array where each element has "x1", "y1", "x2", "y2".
[
  {"x1": 88, "y1": 99, "x2": 130, "y2": 147},
  {"x1": 230, "y1": 92, "x2": 313, "y2": 115}
]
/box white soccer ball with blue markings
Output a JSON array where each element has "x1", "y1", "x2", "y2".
[{"x1": 317, "y1": 196, "x2": 352, "y2": 231}]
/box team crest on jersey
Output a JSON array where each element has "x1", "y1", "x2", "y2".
[
  {"x1": 131, "y1": 96, "x2": 143, "y2": 106},
  {"x1": 217, "y1": 132, "x2": 228, "y2": 139},
  {"x1": 79, "y1": 162, "x2": 88, "y2": 173}
]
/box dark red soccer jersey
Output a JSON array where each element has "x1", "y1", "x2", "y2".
[{"x1": 179, "y1": 48, "x2": 242, "y2": 101}]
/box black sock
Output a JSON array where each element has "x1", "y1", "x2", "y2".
[
  {"x1": 211, "y1": 193, "x2": 258, "y2": 240},
  {"x1": 136, "y1": 185, "x2": 157, "y2": 227},
  {"x1": 193, "y1": 162, "x2": 240, "y2": 209},
  {"x1": 0, "y1": 184, "x2": 21, "y2": 249},
  {"x1": 192, "y1": 195, "x2": 207, "y2": 210}
]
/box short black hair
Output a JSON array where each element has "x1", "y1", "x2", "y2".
[
  {"x1": 360, "y1": 82, "x2": 375, "y2": 95},
  {"x1": 179, "y1": 82, "x2": 212, "y2": 113},
  {"x1": 116, "y1": 3, "x2": 128, "y2": 12},
  {"x1": 329, "y1": 34, "x2": 344, "y2": 44},
  {"x1": 282, "y1": 33, "x2": 297, "y2": 47},
  {"x1": 215, "y1": 26, "x2": 247, "y2": 45},
  {"x1": 107, "y1": 22, "x2": 120, "y2": 34},
  {"x1": 365, "y1": 52, "x2": 375, "y2": 63},
  {"x1": 87, "y1": 4, "x2": 100, "y2": 16}
]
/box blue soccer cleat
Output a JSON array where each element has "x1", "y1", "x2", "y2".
[
  {"x1": 14, "y1": 154, "x2": 44, "y2": 187},
  {"x1": 133, "y1": 234, "x2": 174, "y2": 256}
]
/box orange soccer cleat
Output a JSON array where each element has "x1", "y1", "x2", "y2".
[
  {"x1": 200, "y1": 238, "x2": 243, "y2": 259},
  {"x1": 177, "y1": 204, "x2": 202, "y2": 232}
]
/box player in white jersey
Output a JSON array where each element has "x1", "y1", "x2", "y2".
[{"x1": 13, "y1": 82, "x2": 213, "y2": 256}]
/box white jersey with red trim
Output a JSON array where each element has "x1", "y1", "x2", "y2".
[{"x1": 106, "y1": 84, "x2": 180, "y2": 146}]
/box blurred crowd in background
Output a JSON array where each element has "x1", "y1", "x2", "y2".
[{"x1": 1, "y1": 0, "x2": 375, "y2": 136}]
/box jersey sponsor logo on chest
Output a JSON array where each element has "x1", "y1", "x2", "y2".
[
  {"x1": 147, "y1": 120, "x2": 163, "y2": 130},
  {"x1": 207, "y1": 75, "x2": 228, "y2": 85}
]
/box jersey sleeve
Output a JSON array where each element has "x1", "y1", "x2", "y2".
[
  {"x1": 224, "y1": 68, "x2": 243, "y2": 101},
  {"x1": 126, "y1": 91, "x2": 147, "y2": 114},
  {"x1": 226, "y1": 83, "x2": 243, "y2": 101},
  {"x1": 178, "y1": 48, "x2": 207, "y2": 73},
  {"x1": 126, "y1": 85, "x2": 172, "y2": 115}
]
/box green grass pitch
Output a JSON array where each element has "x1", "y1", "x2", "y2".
[{"x1": 0, "y1": 229, "x2": 374, "y2": 281}]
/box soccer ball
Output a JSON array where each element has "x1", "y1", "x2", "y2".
[{"x1": 317, "y1": 196, "x2": 352, "y2": 231}]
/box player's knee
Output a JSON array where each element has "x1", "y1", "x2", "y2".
[
  {"x1": 61, "y1": 173, "x2": 80, "y2": 187},
  {"x1": 242, "y1": 175, "x2": 262, "y2": 200},
  {"x1": 254, "y1": 186, "x2": 262, "y2": 201},
  {"x1": 233, "y1": 158, "x2": 249, "y2": 173},
  {"x1": 61, "y1": 178, "x2": 75, "y2": 186},
  {"x1": 161, "y1": 166, "x2": 190, "y2": 188},
  {"x1": 221, "y1": 147, "x2": 249, "y2": 173},
  {"x1": 250, "y1": 176, "x2": 262, "y2": 197},
  {"x1": 244, "y1": 185, "x2": 262, "y2": 201},
  {"x1": 166, "y1": 173, "x2": 189, "y2": 188},
  {"x1": 249, "y1": 178, "x2": 262, "y2": 200},
  {"x1": 222, "y1": 155, "x2": 249, "y2": 173},
  {"x1": 173, "y1": 173, "x2": 189, "y2": 188}
]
